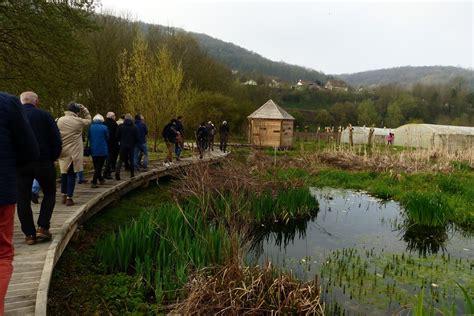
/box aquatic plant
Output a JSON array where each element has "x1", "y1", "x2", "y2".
[
  {"x1": 320, "y1": 248, "x2": 473, "y2": 314},
  {"x1": 404, "y1": 192, "x2": 449, "y2": 227},
  {"x1": 96, "y1": 203, "x2": 232, "y2": 303}
]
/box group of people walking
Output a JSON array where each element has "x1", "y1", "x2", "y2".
[{"x1": 0, "y1": 89, "x2": 232, "y2": 313}]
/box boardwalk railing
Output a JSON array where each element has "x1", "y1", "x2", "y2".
[{"x1": 6, "y1": 151, "x2": 228, "y2": 316}]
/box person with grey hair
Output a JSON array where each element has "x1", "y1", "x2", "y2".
[
  {"x1": 16, "y1": 91, "x2": 62, "y2": 244},
  {"x1": 103, "y1": 112, "x2": 119, "y2": 179},
  {"x1": 219, "y1": 120, "x2": 230, "y2": 153},
  {"x1": 89, "y1": 114, "x2": 109, "y2": 188},
  {"x1": 56, "y1": 102, "x2": 91, "y2": 206},
  {"x1": 115, "y1": 114, "x2": 139, "y2": 180}
]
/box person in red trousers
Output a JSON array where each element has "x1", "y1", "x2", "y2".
[{"x1": 0, "y1": 92, "x2": 39, "y2": 315}]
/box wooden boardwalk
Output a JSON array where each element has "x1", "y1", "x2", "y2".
[{"x1": 4, "y1": 151, "x2": 228, "y2": 316}]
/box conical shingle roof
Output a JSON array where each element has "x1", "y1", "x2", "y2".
[{"x1": 247, "y1": 99, "x2": 295, "y2": 120}]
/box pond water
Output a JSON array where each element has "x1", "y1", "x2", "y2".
[{"x1": 247, "y1": 188, "x2": 473, "y2": 315}]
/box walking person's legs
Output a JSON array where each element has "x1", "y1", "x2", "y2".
[
  {"x1": 97, "y1": 156, "x2": 106, "y2": 184},
  {"x1": 16, "y1": 163, "x2": 37, "y2": 242},
  {"x1": 0, "y1": 204, "x2": 15, "y2": 315},
  {"x1": 133, "y1": 145, "x2": 140, "y2": 171},
  {"x1": 65, "y1": 165, "x2": 76, "y2": 206},
  {"x1": 35, "y1": 160, "x2": 56, "y2": 240},
  {"x1": 141, "y1": 144, "x2": 148, "y2": 169},
  {"x1": 115, "y1": 147, "x2": 126, "y2": 180},
  {"x1": 92, "y1": 156, "x2": 98, "y2": 185},
  {"x1": 128, "y1": 148, "x2": 135, "y2": 178},
  {"x1": 104, "y1": 146, "x2": 118, "y2": 178}
]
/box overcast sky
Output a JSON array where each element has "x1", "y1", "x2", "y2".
[{"x1": 100, "y1": 0, "x2": 473, "y2": 74}]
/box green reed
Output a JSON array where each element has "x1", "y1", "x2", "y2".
[
  {"x1": 96, "y1": 203, "x2": 231, "y2": 303},
  {"x1": 404, "y1": 192, "x2": 449, "y2": 227}
]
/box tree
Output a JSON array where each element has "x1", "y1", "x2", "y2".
[
  {"x1": 357, "y1": 99, "x2": 380, "y2": 126},
  {"x1": 0, "y1": 0, "x2": 96, "y2": 113},
  {"x1": 385, "y1": 102, "x2": 404, "y2": 127},
  {"x1": 119, "y1": 32, "x2": 194, "y2": 150}
]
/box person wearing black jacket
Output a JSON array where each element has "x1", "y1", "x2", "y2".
[
  {"x1": 103, "y1": 112, "x2": 119, "y2": 179},
  {"x1": 115, "y1": 114, "x2": 139, "y2": 180},
  {"x1": 196, "y1": 122, "x2": 208, "y2": 159},
  {"x1": 219, "y1": 121, "x2": 230, "y2": 153},
  {"x1": 17, "y1": 91, "x2": 62, "y2": 245},
  {"x1": 0, "y1": 92, "x2": 39, "y2": 313},
  {"x1": 162, "y1": 119, "x2": 178, "y2": 166}
]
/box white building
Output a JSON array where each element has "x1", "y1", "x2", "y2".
[{"x1": 394, "y1": 124, "x2": 474, "y2": 151}]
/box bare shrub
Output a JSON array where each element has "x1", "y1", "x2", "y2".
[{"x1": 170, "y1": 262, "x2": 323, "y2": 315}]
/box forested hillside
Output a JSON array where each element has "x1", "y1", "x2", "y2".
[
  {"x1": 337, "y1": 66, "x2": 474, "y2": 88},
  {"x1": 1, "y1": 1, "x2": 472, "y2": 142},
  {"x1": 191, "y1": 32, "x2": 327, "y2": 84}
]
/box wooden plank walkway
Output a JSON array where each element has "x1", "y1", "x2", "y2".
[{"x1": 5, "y1": 151, "x2": 228, "y2": 316}]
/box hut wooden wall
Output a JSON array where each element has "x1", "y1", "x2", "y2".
[
  {"x1": 280, "y1": 120, "x2": 294, "y2": 147},
  {"x1": 248, "y1": 119, "x2": 294, "y2": 147}
]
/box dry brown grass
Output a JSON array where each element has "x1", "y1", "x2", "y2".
[
  {"x1": 303, "y1": 145, "x2": 473, "y2": 173},
  {"x1": 169, "y1": 261, "x2": 323, "y2": 315}
]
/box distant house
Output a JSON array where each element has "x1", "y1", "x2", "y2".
[
  {"x1": 325, "y1": 79, "x2": 349, "y2": 91},
  {"x1": 268, "y1": 79, "x2": 281, "y2": 88},
  {"x1": 296, "y1": 79, "x2": 319, "y2": 90},
  {"x1": 243, "y1": 79, "x2": 257, "y2": 86},
  {"x1": 247, "y1": 99, "x2": 295, "y2": 148}
]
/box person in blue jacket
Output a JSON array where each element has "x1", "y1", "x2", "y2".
[
  {"x1": 88, "y1": 114, "x2": 109, "y2": 188},
  {"x1": 134, "y1": 114, "x2": 148, "y2": 171}
]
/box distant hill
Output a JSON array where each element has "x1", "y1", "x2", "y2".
[
  {"x1": 336, "y1": 66, "x2": 474, "y2": 88},
  {"x1": 190, "y1": 32, "x2": 327, "y2": 84}
]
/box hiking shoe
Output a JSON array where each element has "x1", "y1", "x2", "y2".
[
  {"x1": 91, "y1": 183, "x2": 98, "y2": 188},
  {"x1": 66, "y1": 198, "x2": 74, "y2": 206},
  {"x1": 36, "y1": 227, "x2": 52, "y2": 242},
  {"x1": 78, "y1": 179, "x2": 88, "y2": 184},
  {"x1": 115, "y1": 174, "x2": 121, "y2": 181},
  {"x1": 25, "y1": 235, "x2": 36, "y2": 245},
  {"x1": 61, "y1": 194, "x2": 67, "y2": 204},
  {"x1": 31, "y1": 193, "x2": 39, "y2": 204}
]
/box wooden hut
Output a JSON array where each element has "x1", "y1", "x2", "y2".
[{"x1": 247, "y1": 99, "x2": 295, "y2": 148}]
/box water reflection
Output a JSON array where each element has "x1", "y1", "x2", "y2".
[
  {"x1": 249, "y1": 188, "x2": 471, "y2": 269},
  {"x1": 400, "y1": 224, "x2": 448, "y2": 256},
  {"x1": 248, "y1": 213, "x2": 318, "y2": 259}
]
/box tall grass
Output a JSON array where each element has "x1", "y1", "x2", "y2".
[
  {"x1": 404, "y1": 192, "x2": 449, "y2": 227},
  {"x1": 96, "y1": 203, "x2": 231, "y2": 303}
]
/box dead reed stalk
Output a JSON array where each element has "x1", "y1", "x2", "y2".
[{"x1": 169, "y1": 261, "x2": 324, "y2": 315}]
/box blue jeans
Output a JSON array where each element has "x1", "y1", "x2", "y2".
[
  {"x1": 134, "y1": 143, "x2": 148, "y2": 169},
  {"x1": 77, "y1": 170, "x2": 85, "y2": 183},
  {"x1": 61, "y1": 165, "x2": 76, "y2": 198},
  {"x1": 32, "y1": 179, "x2": 41, "y2": 195}
]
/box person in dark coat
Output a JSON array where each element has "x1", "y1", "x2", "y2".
[
  {"x1": 0, "y1": 92, "x2": 39, "y2": 313},
  {"x1": 103, "y1": 112, "x2": 119, "y2": 179},
  {"x1": 17, "y1": 91, "x2": 62, "y2": 245},
  {"x1": 219, "y1": 120, "x2": 230, "y2": 153},
  {"x1": 162, "y1": 119, "x2": 178, "y2": 166},
  {"x1": 115, "y1": 114, "x2": 139, "y2": 180},
  {"x1": 89, "y1": 114, "x2": 109, "y2": 188},
  {"x1": 175, "y1": 116, "x2": 185, "y2": 159},
  {"x1": 206, "y1": 121, "x2": 216, "y2": 151},
  {"x1": 134, "y1": 114, "x2": 148, "y2": 171},
  {"x1": 196, "y1": 122, "x2": 208, "y2": 159}
]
